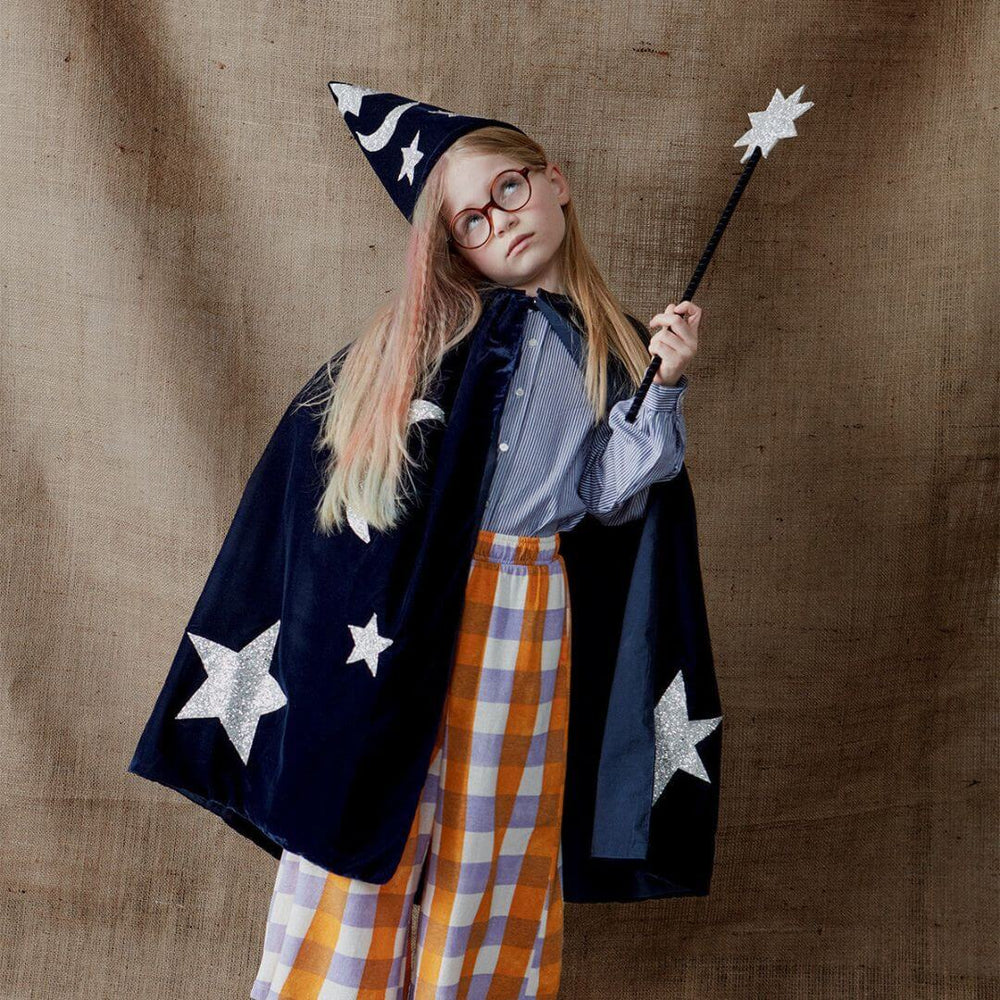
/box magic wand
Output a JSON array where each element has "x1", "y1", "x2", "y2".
[{"x1": 626, "y1": 84, "x2": 814, "y2": 423}]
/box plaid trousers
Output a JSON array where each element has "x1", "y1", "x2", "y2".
[{"x1": 251, "y1": 528, "x2": 571, "y2": 999}]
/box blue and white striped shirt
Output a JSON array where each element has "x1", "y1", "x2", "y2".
[{"x1": 480, "y1": 304, "x2": 689, "y2": 536}]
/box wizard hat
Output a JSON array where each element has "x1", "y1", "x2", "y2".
[{"x1": 327, "y1": 82, "x2": 527, "y2": 222}]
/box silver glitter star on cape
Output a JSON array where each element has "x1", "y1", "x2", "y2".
[
  {"x1": 345, "y1": 399, "x2": 446, "y2": 543},
  {"x1": 346, "y1": 611, "x2": 393, "y2": 677},
  {"x1": 652, "y1": 670, "x2": 722, "y2": 804},
  {"x1": 734, "y1": 84, "x2": 813, "y2": 163},
  {"x1": 175, "y1": 620, "x2": 287, "y2": 765}
]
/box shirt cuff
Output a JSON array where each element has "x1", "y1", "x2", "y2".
[{"x1": 642, "y1": 372, "x2": 690, "y2": 412}]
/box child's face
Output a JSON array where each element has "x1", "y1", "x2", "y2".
[{"x1": 439, "y1": 151, "x2": 570, "y2": 292}]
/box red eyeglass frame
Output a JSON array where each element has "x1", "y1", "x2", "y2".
[{"x1": 445, "y1": 165, "x2": 536, "y2": 249}]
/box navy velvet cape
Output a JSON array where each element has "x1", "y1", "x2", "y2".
[{"x1": 128, "y1": 284, "x2": 722, "y2": 903}]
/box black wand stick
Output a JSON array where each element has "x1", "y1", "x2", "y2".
[{"x1": 625, "y1": 85, "x2": 814, "y2": 423}]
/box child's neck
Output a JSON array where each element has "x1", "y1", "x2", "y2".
[
  {"x1": 517, "y1": 285, "x2": 563, "y2": 299},
  {"x1": 511, "y1": 255, "x2": 566, "y2": 299},
  {"x1": 513, "y1": 274, "x2": 566, "y2": 299}
]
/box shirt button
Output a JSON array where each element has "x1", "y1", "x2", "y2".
[
  {"x1": 499, "y1": 442, "x2": 509, "y2": 452},
  {"x1": 528, "y1": 338, "x2": 538, "y2": 347},
  {"x1": 515, "y1": 387, "x2": 524, "y2": 396}
]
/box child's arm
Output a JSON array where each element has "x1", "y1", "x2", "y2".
[{"x1": 577, "y1": 374, "x2": 689, "y2": 525}]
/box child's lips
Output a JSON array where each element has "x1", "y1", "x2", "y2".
[{"x1": 507, "y1": 234, "x2": 533, "y2": 257}]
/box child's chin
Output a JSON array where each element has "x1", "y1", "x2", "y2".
[{"x1": 507, "y1": 243, "x2": 551, "y2": 271}]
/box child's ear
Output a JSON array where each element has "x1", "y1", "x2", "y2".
[{"x1": 547, "y1": 164, "x2": 571, "y2": 204}]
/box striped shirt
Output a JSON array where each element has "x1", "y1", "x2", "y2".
[{"x1": 480, "y1": 302, "x2": 689, "y2": 536}]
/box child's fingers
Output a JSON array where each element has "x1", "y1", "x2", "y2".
[
  {"x1": 671, "y1": 302, "x2": 701, "y2": 329},
  {"x1": 650, "y1": 314, "x2": 693, "y2": 345},
  {"x1": 652, "y1": 301, "x2": 701, "y2": 324},
  {"x1": 648, "y1": 329, "x2": 687, "y2": 360},
  {"x1": 651, "y1": 303, "x2": 700, "y2": 351},
  {"x1": 650, "y1": 303, "x2": 676, "y2": 324}
]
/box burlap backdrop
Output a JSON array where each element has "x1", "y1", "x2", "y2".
[{"x1": 2, "y1": 1, "x2": 996, "y2": 997}]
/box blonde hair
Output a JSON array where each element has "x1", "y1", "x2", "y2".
[{"x1": 301, "y1": 126, "x2": 653, "y2": 537}]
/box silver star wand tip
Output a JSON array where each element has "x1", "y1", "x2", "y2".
[{"x1": 734, "y1": 84, "x2": 814, "y2": 163}]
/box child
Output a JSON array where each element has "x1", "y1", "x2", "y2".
[{"x1": 128, "y1": 83, "x2": 722, "y2": 1000}]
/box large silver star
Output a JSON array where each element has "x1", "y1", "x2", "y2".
[
  {"x1": 328, "y1": 82, "x2": 378, "y2": 119},
  {"x1": 346, "y1": 612, "x2": 393, "y2": 677},
  {"x1": 398, "y1": 131, "x2": 424, "y2": 184},
  {"x1": 733, "y1": 84, "x2": 813, "y2": 163},
  {"x1": 652, "y1": 670, "x2": 722, "y2": 804},
  {"x1": 175, "y1": 621, "x2": 287, "y2": 765},
  {"x1": 345, "y1": 399, "x2": 445, "y2": 543}
]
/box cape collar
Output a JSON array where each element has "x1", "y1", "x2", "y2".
[
  {"x1": 478, "y1": 282, "x2": 577, "y2": 314},
  {"x1": 476, "y1": 282, "x2": 633, "y2": 406},
  {"x1": 477, "y1": 282, "x2": 586, "y2": 365}
]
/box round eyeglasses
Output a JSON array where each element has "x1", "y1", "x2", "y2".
[{"x1": 446, "y1": 166, "x2": 536, "y2": 250}]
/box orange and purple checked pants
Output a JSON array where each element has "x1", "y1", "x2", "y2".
[{"x1": 251, "y1": 528, "x2": 571, "y2": 999}]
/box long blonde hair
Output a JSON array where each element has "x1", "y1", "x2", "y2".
[{"x1": 301, "y1": 126, "x2": 653, "y2": 537}]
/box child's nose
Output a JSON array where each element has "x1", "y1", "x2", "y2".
[{"x1": 491, "y1": 208, "x2": 517, "y2": 234}]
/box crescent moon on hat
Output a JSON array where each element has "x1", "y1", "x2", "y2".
[{"x1": 357, "y1": 101, "x2": 419, "y2": 152}]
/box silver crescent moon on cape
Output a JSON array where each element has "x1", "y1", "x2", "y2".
[{"x1": 345, "y1": 399, "x2": 446, "y2": 542}]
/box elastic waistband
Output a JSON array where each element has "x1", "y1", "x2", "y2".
[{"x1": 473, "y1": 529, "x2": 561, "y2": 565}]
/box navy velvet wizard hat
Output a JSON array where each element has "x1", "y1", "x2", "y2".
[{"x1": 327, "y1": 81, "x2": 527, "y2": 222}]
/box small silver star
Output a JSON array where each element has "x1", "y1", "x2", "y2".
[
  {"x1": 652, "y1": 670, "x2": 722, "y2": 804},
  {"x1": 328, "y1": 82, "x2": 378, "y2": 118},
  {"x1": 734, "y1": 84, "x2": 813, "y2": 163},
  {"x1": 346, "y1": 612, "x2": 393, "y2": 677},
  {"x1": 398, "y1": 131, "x2": 424, "y2": 184},
  {"x1": 175, "y1": 621, "x2": 287, "y2": 765}
]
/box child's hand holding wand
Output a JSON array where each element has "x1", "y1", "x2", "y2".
[{"x1": 647, "y1": 300, "x2": 700, "y2": 387}]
